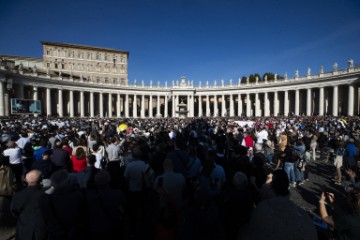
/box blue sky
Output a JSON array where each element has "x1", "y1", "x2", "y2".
[{"x1": 0, "y1": 0, "x2": 359, "y2": 85}]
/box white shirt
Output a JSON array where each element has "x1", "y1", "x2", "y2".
[
  {"x1": 16, "y1": 134, "x2": 33, "y2": 149},
  {"x1": 3, "y1": 147, "x2": 22, "y2": 164}
]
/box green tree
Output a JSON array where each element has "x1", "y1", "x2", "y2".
[{"x1": 241, "y1": 76, "x2": 247, "y2": 84}]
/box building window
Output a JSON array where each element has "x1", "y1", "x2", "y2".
[
  {"x1": 87, "y1": 52, "x2": 92, "y2": 59},
  {"x1": 96, "y1": 53, "x2": 101, "y2": 60},
  {"x1": 54, "y1": 49, "x2": 58, "y2": 57},
  {"x1": 113, "y1": 78, "x2": 117, "y2": 84},
  {"x1": 46, "y1": 62, "x2": 50, "y2": 68},
  {"x1": 96, "y1": 63, "x2": 100, "y2": 71},
  {"x1": 46, "y1": 49, "x2": 50, "y2": 55},
  {"x1": 96, "y1": 77, "x2": 100, "y2": 83},
  {"x1": 105, "y1": 77, "x2": 109, "y2": 84},
  {"x1": 104, "y1": 54, "x2": 108, "y2": 61},
  {"x1": 61, "y1": 50, "x2": 65, "y2": 57},
  {"x1": 54, "y1": 59, "x2": 58, "y2": 69},
  {"x1": 68, "y1": 50, "x2": 74, "y2": 58},
  {"x1": 61, "y1": 59, "x2": 65, "y2": 69}
]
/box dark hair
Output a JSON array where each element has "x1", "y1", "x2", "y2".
[
  {"x1": 75, "y1": 147, "x2": 85, "y2": 160},
  {"x1": 87, "y1": 155, "x2": 96, "y2": 166},
  {"x1": 272, "y1": 169, "x2": 290, "y2": 196},
  {"x1": 92, "y1": 143, "x2": 99, "y2": 152}
]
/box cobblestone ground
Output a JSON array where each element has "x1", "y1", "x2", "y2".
[{"x1": 289, "y1": 158, "x2": 352, "y2": 215}]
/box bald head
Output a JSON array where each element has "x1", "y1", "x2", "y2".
[{"x1": 25, "y1": 170, "x2": 42, "y2": 186}]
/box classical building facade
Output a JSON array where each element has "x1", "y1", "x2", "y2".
[{"x1": 0, "y1": 42, "x2": 359, "y2": 118}]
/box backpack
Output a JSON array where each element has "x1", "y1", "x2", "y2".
[
  {"x1": 290, "y1": 148, "x2": 302, "y2": 163},
  {"x1": 0, "y1": 166, "x2": 14, "y2": 197}
]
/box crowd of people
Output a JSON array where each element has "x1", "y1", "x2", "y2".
[{"x1": 0, "y1": 115, "x2": 359, "y2": 240}]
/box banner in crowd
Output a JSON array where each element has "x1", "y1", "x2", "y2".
[{"x1": 11, "y1": 98, "x2": 41, "y2": 115}]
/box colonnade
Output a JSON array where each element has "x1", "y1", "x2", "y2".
[{"x1": 0, "y1": 79, "x2": 358, "y2": 117}]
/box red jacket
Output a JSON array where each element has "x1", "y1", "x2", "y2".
[{"x1": 71, "y1": 155, "x2": 87, "y2": 172}]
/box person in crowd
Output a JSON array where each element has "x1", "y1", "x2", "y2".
[
  {"x1": 123, "y1": 147, "x2": 147, "y2": 238},
  {"x1": 293, "y1": 138, "x2": 306, "y2": 186},
  {"x1": 76, "y1": 155, "x2": 99, "y2": 189},
  {"x1": 344, "y1": 138, "x2": 358, "y2": 172},
  {"x1": 39, "y1": 170, "x2": 85, "y2": 240},
  {"x1": 32, "y1": 149, "x2": 55, "y2": 180},
  {"x1": 51, "y1": 139, "x2": 70, "y2": 171},
  {"x1": 3, "y1": 141, "x2": 23, "y2": 186},
  {"x1": 277, "y1": 131, "x2": 288, "y2": 152},
  {"x1": 310, "y1": 131, "x2": 318, "y2": 161},
  {"x1": 71, "y1": 145, "x2": 87, "y2": 172},
  {"x1": 241, "y1": 131, "x2": 254, "y2": 149},
  {"x1": 85, "y1": 170, "x2": 125, "y2": 240},
  {"x1": 33, "y1": 138, "x2": 50, "y2": 162},
  {"x1": 319, "y1": 189, "x2": 360, "y2": 240},
  {"x1": 333, "y1": 139, "x2": 345, "y2": 185},
  {"x1": 10, "y1": 170, "x2": 47, "y2": 240},
  {"x1": 221, "y1": 171, "x2": 255, "y2": 240}
]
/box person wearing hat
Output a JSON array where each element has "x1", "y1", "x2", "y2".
[{"x1": 3, "y1": 141, "x2": 22, "y2": 186}]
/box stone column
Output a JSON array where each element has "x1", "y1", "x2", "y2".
[
  {"x1": 306, "y1": 88, "x2": 312, "y2": 116},
  {"x1": 90, "y1": 92, "x2": 94, "y2": 117},
  {"x1": 58, "y1": 89, "x2": 63, "y2": 117},
  {"x1": 229, "y1": 94, "x2": 234, "y2": 117},
  {"x1": 274, "y1": 91, "x2": 279, "y2": 116},
  {"x1": 246, "y1": 93, "x2": 251, "y2": 116},
  {"x1": 190, "y1": 95, "x2": 194, "y2": 117},
  {"x1": 198, "y1": 95, "x2": 203, "y2": 117},
  {"x1": 295, "y1": 89, "x2": 300, "y2": 116},
  {"x1": 214, "y1": 95, "x2": 218, "y2": 117},
  {"x1": 99, "y1": 92, "x2": 103, "y2": 118},
  {"x1": 33, "y1": 87, "x2": 38, "y2": 101},
  {"x1": 0, "y1": 81, "x2": 4, "y2": 116},
  {"x1": 348, "y1": 84, "x2": 354, "y2": 116},
  {"x1": 141, "y1": 94, "x2": 145, "y2": 118},
  {"x1": 149, "y1": 94, "x2": 153, "y2": 117},
  {"x1": 172, "y1": 95, "x2": 175, "y2": 117},
  {"x1": 164, "y1": 95, "x2": 168, "y2": 117},
  {"x1": 255, "y1": 93, "x2": 260, "y2": 117},
  {"x1": 133, "y1": 93, "x2": 137, "y2": 118},
  {"x1": 80, "y1": 91, "x2": 85, "y2": 117},
  {"x1": 117, "y1": 93, "x2": 121, "y2": 117},
  {"x1": 46, "y1": 88, "x2": 51, "y2": 116},
  {"x1": 264, "y1": 92, "x2": 269, "y2": 117},
  {"x1": 333, "y1": 86, "x2": 338, "y2": 116},
  {"x1": 125, "y1": 94, "x2": 129, "y2": 118},
  {"x1": 69, "y1": 90, "x2": 74, "y2": 117},
  {"x1": 221, "y1": 94, "x2": 226, "y2": 116},
  {"x1": 238, "y1": 93, "x2": 242, "y2": 116},
  {"x1": 284, "y1": 90, "x2": 289, "y2": 116},
  {"x1": 206, "y1": 95, "x2": 210, "y2": 116},
  {"x1": 319, "y1": 87, "x2": 324, "y2": 116},
  {"x1": 108, "y1": 93, "x2": 112, "y2": 118},
  {"x1": 157, "y1": 94, "x2": 160, "y2": 116}
]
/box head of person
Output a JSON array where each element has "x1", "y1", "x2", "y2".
[
  {"x1": 348, "y1": 190, "x2": 360, "y2": 215},
  {"x1": 42, "y1": 149, "x2": 52, "y2": 160},
  {"x1": 50, "y1": 170, "x2": 70, "y2": 189},
  {"x1": 87, "y1": 154, "x2": 96, "y2": 166},
  {"x1": 75, "y1": 147, "x2": 85, "y2": 160},
  {"x1": 25, "y1": 170, "x2": 42, "y2": 186},
  {"x1": 271, "y1": 169, "x2": 290, "y2": 196},
  {"x1": 54, "y1": 139, "x2": 63, "y2": 148},
  {"x1": 131, "y1": 147, "x2": 142, "y2": 160},
  {"x1": 233, "y1": 171, "x2": 248, "y2": 190}
]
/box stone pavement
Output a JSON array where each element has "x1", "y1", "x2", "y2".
[{"x1": 289, "y1": 159, "x2": 352, "y2": 215}]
